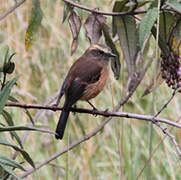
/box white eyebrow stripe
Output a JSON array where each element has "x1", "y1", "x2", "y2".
[{"x1": 89, "y1": 45, "x2": 109, "y2": 53}]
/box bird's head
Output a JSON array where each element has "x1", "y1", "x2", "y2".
[{"x1": 84, "y1": 44, "x2": 116, "y2": 60}]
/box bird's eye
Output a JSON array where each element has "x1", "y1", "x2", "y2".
[{"x1": 98, "y1": 50, "x2": 104, "y2": 55}]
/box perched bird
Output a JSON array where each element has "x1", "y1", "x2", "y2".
[{"x1": 55, "y1": 44, "x2": 116, "y2": 140}]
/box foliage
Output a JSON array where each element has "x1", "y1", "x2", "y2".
[{"x1": 0, "y1": 0, "x2": 181, "y2": 179}]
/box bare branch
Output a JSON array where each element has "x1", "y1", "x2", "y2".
[
  {"x1": 154, "y1": 89, "x2": 177, "y2": 117},
  {"x1": 150, "y1": 89, "x2": 181, "y2": 158},
  {"x1": 5, "y1": 101, "x2": 181, "y2": 129},
  {"x1": 19, "y1": 96, "x2": 181, "y2": 178},
  {"x1": 20, "y1": 121, "x2": 109, "y2": 178},
  {"x1": 63, "y1": 0, "x2": 146, "y2": 16},
  {"x1": 0, "y1": 0, "x2": 26, "y2": 21},
  {"x1": 62, "y1": 0, "x2": 174, "y2": 17},
  {"x1": 136, "y1": 116, "x2": 181, "y2": 179}
]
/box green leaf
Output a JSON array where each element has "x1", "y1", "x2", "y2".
[
  {"x1": 0, "y1": 164, "x2": 22, "y2": 180},
  {"x1": 0, "y1": 139, "x2": 35, "y2": 168},
  {"x1": 102, "y1": 24, "x2": 120, "y2": 80},
  {"x1": 24, "y1": 109, "x2": 34, "y2": 125},
  {"x1": 112, "y1": 0, "x2": 129, "y2": 37},
  {"x1": 112, "y1": 1, "x2": 138, "y2": 76},
  {"x1": 2, "y1": 110, "x2": 23, "y2": 148},
  {"x1": 2, "y1": 110, "x2": 14, "y2": 126},
  {"x1": 7, "y1": 52, "x2": 16, "y2": 63},
  {"x1": 2, "y1": 50, "x2": 16, "y2": 74},
  {"x1": 0, "y1": 76, "x2": 19, "y2": 114},
  {"x1": 166, "y1": 1, "x2": 181, "y2": 13},
  {"x1": 3, "y1": 48, "x2": 9, "y2": 67},
  {"x1": 25, "y1": 0, "x2": 43, "y2": 51},
  {"x1": 137, "y1": 1, "x2": 152, "y2": 8},
  {"x1": 8, "y1": 96, "x2": 35, "y2": 125},
  {"x1": 8, "y1": 95, "x2": 18, "y2": 102},
  {"x1": 151, "y1": 12, "x2": 177, "y2": 57},
  {"x1": 170, "y1": 19, "x2": 181, "y2": 52},
  {"x1": 114, "y1": 15, "x2": 138, "y2": 76},
  {"x1": 6, "y1": 62, "x2": 15, "y2": 74},
  {"x1": 62, "y1": 2, "x2": 72, "y2": 23},
  {"x1": 159, "y1": 12, "x2": 176, "y2": 45},
  {"x1": 0, "y1": 125, "x2": 56, "y2": 135},
  {"x1": 0, "y1": 155, "x2": 25, "y2": 171},
  {"x1": 138, "y1": 8, "x2": 158, "y2": 48},
  {"x1": 151, "y1": 27, "x2": 169, "y2": 56}
]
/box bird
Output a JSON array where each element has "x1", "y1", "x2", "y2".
[{"x1": 55, "y1": 44, "x2": 116, "y2": 140}]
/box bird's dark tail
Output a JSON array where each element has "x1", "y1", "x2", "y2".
[{"x1": 55, "y1": 102, "x2": 70, "y2": 140}]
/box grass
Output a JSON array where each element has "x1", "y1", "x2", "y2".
[{"x1": 0, "y1": 0, "x2": 181, "y2": 179}]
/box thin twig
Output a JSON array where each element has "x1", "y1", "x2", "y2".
[
  {"x1": 63, "y1": 0, "x2": 146, "y2": 16},
  {"x1": 152, "y1": 90, "x2": 181, "y2": 157},
  {"x1": 62, "y1": 0, "x2": 173, "y2": 16},
  {"x1": 136, "y1": 116, "x2": 181, "y2": 180},
  {"x1": 0, "y1": 0, "x2": 26, "y2": 21},
  {"x1": 154, "y1": 89, "x2": 177, "y2": 118}
]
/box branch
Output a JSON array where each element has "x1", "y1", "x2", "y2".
[
  {"x1": 62, "y1": 0, "x2": 174, "y2": 16},
  {"x1": 63, "y1": 0, "x2": 147, "y2": 16},
  {"x1": 151, "y1": 89, "x2": 181, "y2": 157},
  {"x1": 19, "y1": 98, "x2": 181, "y2": 178},
  {"x1": 0, "y1": 0, "x2": 26, "y2": 21},
  {"x1": 20, "y1": 122, "x2": 107, "y2": 178},
  {"x1": 5, "y1": 102, "x2": 181, "y2": 129},
  {"x1": 136, "y1": 116, "x2": 181, "y2": 179}
]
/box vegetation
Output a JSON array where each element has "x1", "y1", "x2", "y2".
[{"x1": 0, "y1": 0, "x2": 181, "y2": 179}]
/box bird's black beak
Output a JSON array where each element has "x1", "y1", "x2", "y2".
[
  {"x1": 107, "y1": 52, "x2": 117, "y2": 58},
  {"x1": 109, "y1": 53, "x2": 117, "y2": 57},
  {"x1": 108, "y1": 53, "x2": 117, "y2": 58}
]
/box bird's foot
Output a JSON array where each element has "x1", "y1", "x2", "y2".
[
  {"x1": 92, "y1": 107, "x2": 98, "y2": 117},
  {"x1": 73, "y1": 104, "x2": 77, "y2": 115},
  {"x1": 52, "y1": 103, "x2": 59, "y2": 111}
]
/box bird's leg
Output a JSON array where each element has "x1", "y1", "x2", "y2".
[
  {"x1": 87, "y1": 100, "x2": 98, "y2": 116},
  {"x1": 87, "y1": 100, "x2": 97, "y2": 110}
]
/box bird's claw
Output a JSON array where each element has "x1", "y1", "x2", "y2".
[
  {"x1": 73, "y1": 104, "x2": 77, "y2": 115},
  {"x1": 52, "y1": 103, "x2": 58, "y2": 111},
  {"x1": 92, "y1": 107, "x2": 98, "y2": 117}
]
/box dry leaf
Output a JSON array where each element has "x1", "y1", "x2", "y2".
[
  {"x1": 68, "y1": 9, "x2": 81, "y2": 55},
  {"x1": 84, "y1": 13, "x2": 106, "y2": 44}
]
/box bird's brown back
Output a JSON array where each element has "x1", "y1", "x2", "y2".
[{"x1": 64, "y1": 56, "x2": 108, "y2": 104}]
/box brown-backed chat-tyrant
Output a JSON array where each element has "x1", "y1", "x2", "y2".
[{"x1": 55, "y1": 44, "x2": 116, "y2": 140}]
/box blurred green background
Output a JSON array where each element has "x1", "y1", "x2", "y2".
[{"x1": 0, "y1": 0, "x2": 181, "y2": 179}]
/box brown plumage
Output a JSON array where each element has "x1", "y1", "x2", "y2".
[{"x1": 55, "y1": 44, "x2": 116, "y2": 140}]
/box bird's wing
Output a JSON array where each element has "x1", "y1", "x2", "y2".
[
  {"x1": 65, "y1": 59, "x2": 103, "y2": 105},
  {"x1": 70, "y1": 58, "x2": 103, "y2": 83}
]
